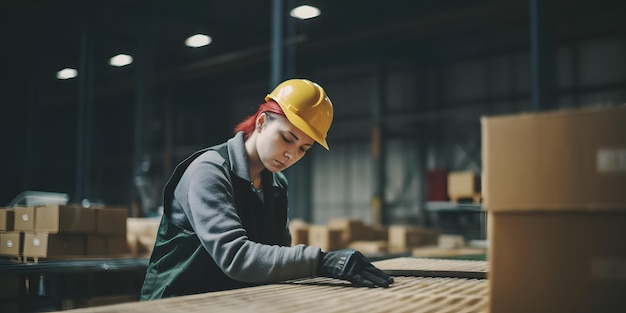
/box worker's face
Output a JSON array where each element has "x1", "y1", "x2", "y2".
[{"x1": 255, "y1": 113, "x2": 314, "y2": 172}]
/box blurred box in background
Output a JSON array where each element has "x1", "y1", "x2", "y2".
[
  {"x1": 328, "y1": 218, "x2": 368, "y2": 245},
  {"x1": 288, "y1": 219, "x2": 309, "y2": 246},
  {"x1": 94, "y1": 207, "x2": 128, "y2": 236},
  {"x1": 126, "y1": 217, "x2": 160, "y2": 256},
  {"x1": 388, "y1": 225, "x2": 439, "y2": 253},
  {"x1": 308, "y1": 225, "x2": 343, "y2": 252},
  {"x1": 23, "y1": 233, "x2": 86, "y2": 258},
  {"x1": 13, "y1": 206, "x2": 35, "y2": 232},
  {"x1": 448, "y1": 171, "x2": 481, "y2": 203},
  {"x1": 0, "y1": 232, "x2": 23, "y2": 257},
  {"x1": 35, "y1": 205, "x2": 96, "y2": 234},
  {"x1": 0, "y1": 208, "x2": 15, "y2": 231}
]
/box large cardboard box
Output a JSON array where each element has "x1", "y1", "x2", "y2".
[
  {"x1": 0, "y1": 208, "x2": 15, "y2": 231},
  {"x1": 13, "y1": 206, "x2": 35, "y2": 231},
  {"x1": 22, "y1": 233, "x2": 85, "y2": 258},
  {"x1": 489, "y1": 211, "x2": 626, "y2": 313},
  {"x1": 94, "y1": 207, "x2": 128, "y2": 235},
  {"x1": 35, "y1": 205, "x2": 96, "y2": 234},
  {"x1": 481, "y1": 106, "x2": 626, "y2": 211},
  {"x1": 0, "y1": 232, "x2": 23, "y2": 256}
]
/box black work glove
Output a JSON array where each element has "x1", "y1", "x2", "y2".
[{"x1": 317, "y1": 249, "x2": 394, "y2": 288}]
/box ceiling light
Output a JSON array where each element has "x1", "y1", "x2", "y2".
[
  {"x1": 57, "y1": 68, "x2": 77, "y2": 79},
  {"x1": 110, "y1": 54, "x2": 133, "y2": 67},
  {"x1": 290, "y1": 5, "x2": 320, "y2": 20},
  {"x1": 186, "y1": 34, "x2": 212, "y2": 48}
]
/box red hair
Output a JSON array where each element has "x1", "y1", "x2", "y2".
[{"x1": 234, "y1": 100, "x2": 286, "y2": 139}]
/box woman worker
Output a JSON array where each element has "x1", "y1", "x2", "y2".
[{"x1": 140, "y1": 79, "x2": 393, "y2": 300}]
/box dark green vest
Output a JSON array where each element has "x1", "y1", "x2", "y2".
[{"x1": 140, "y1": 142, "x2": 289, "y2": 300}]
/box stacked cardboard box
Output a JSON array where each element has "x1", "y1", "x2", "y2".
[
  {"x1": 482, "y1": 106, "x2": 626, "y2": 313},
  {"x1": 448, "y1": 171, "x2": 481, "y2": 203},
  {"x1": 295, "y1": 217, "x2": 438, "y2": 254},
  {"x1": 126, "y1": 217, "x2": 160, "y2": 256},
  {"x1": 288, "y1": 219, "x2": 309, "y2": 246},
  {"x1": 387, "y1": 225, "x2": 439, "y2": 253},
  {"x1": 0, "y1": 205, "x2": 130, "y2": 261}
]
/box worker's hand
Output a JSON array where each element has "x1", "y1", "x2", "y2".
[{"x1": 317, "y1": 249, "x2": 394, "y2": 287}]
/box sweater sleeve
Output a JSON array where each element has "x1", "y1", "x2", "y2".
[{"x1": 175, "y1": 153, "x2": 321, "y2": 283}]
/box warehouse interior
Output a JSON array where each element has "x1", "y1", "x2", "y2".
[{"x1": 1, "y1": 0, "x2": 625, "y2": 312}]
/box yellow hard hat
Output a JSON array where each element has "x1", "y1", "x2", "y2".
[{"x1": 265, "y1": 79, "x2": 334, "y2": 150}]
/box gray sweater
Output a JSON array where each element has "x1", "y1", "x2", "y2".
[{"x1": 165, "y1": 132, "x2": 320, "y2": 285}]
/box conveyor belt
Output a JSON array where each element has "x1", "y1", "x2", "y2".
[{"x1": 59, "y1": 258, "x2": 488, "y2": 313}]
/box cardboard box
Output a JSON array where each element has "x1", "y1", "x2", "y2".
[
  {"x1": 0, "y1": 208, "x2": 15, "y2": 231},
  {"x1": 127, "y1": 217, "x2": 160, "y2": 255},
  {"x1": 23, "y1": 233, "x2": 86, "y2": 258},
  {"x1": 288, "y1": 219, "x2": 309, "y2": 246},
  {"x1": 328, "y1": 218, "x2": 368, "y2": 244},
  {"x1": 308, "y1": 225, "x2": 343, "y2": 251},
  {"x1": 438, "y1": 234, "x2": 466, "y2": 249},
  {"x1": 481, "y1": 106, "x2": 626, "y2": 211},
  {"x1": 489, "y1": 211, "x2": 626, "y2": 313},
  {"x1": 127, "y1": 217, "x2": 160, "y2": 238},
  {"x1": 94, "y1": 207, "x2": 128, "y2": 235},
  {"x1": 0, "y1": 232, "x2": 23, "y2": 256},
  {"x1": 86, "y1": 235, "x2": 106, "y2": 255},
  {"x1": 388, "y1": 225, "x2": 439, "y2": 252},
  {"x1": 348, "y1": 240, "x2": 388, "y2": 254},
  {"x1": 447, "y1": 171, "x2": 481, "y2": 201},
  {"x1": 86, "y1": 235, "x2": 129, "y2": 255},
  {"x1": 35, "y1": 205, "x2": 96, "y2": 234},
  {"x1": 13, "y1": 206, "x2": 35, "y2": 231},
  {"x1": 106, "y1": 235, "x2": 130, "y2": 255},
  {"x1": 368, "y1": 224, "x2": 388, "y2": 241}
]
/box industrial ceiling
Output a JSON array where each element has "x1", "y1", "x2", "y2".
[{"x1": 0, "y1": 0, "x2": 621, "y2": 111}]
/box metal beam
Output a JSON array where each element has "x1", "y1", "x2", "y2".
[{"x1": 75, "y1": 25, "x2": 95, "y2": 203}]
